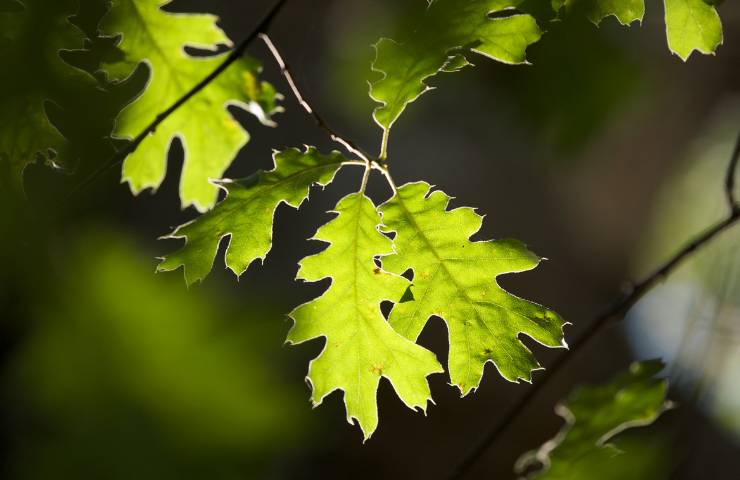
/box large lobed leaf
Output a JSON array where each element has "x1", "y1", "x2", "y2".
[
  {"x1": 101, "y1": 0, "x2": 281, "y2": 211},
  {"x1": 159, "y1": 147, "x2": 348, "y2": 285},
  {"x1": 0, "y1": 0, "x2": 92, "y2": 189},
  {"x1": 516, "y1": 360, "x2": 672, "y2": 479},
  {"x1": 370, "y1": 0, "x2": 541, "y2": 136},
  {"x1": 380, "y1": 182, "x2": 567, "y2": 394},
  {"x1": 288, "y1": 192, "x2": 443, "y2": 440}
]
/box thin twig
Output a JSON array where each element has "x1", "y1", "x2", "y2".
[
  {"x1": 259, "y1": 33, "x2": 374, "y2": 164},
  {"x1": 374, "y1": 163, "x2": 398, "y2": 196},
  {"x1": 725, "y1": 131, "x2": 740, "y2": 211},
  {"x1": 447, "y1": 131, "x2": 740, "y2": 480},
  {"x1": 360, "y1": 163, "x2": 372, "y2": 193},
  {"x1": 259, "y1": 33, "x2": 401, "y2": 196},
  {"x1": 66, "y1": 0, "x2": 288, "y2": 199}
]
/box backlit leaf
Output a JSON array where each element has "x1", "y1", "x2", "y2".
[
  {"x1": 101, "y1": 0, "x2": 281, "y2": 211},
  {"x1": 664, "y1": 0, "x2": 722, "y2": 61},
  {"x1": 159, "y1": 147, "x2": 348, "y2": 285},
  {"x1": 288, "y1": 192, "x2": 443, "y2": 439},
  {"x1": 380, "y1": 182, "x2": 567, "y2": 394}
]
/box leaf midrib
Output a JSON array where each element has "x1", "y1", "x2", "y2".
[{"x1": 391, "y1": 194, "x2": 477, "y2": 387}]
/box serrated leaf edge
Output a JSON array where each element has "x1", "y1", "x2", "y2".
[
  {"x1": 380, "y1": 181, "x2": 570, "y2": 395},
  {"x1": 157, "y1": 146, "x2": 358, "y2": 286},
  {"x1": 286, "y1": 192, "x2": 443, "y2": 441}
]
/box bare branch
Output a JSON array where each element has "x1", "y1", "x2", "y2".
[
  {"x1": 66, "y1": 0, "x2": 288, "y2": 198},
  {"x1": 258, "y1": 33, "x2": 374, "y2": 164},
  {"x1": 725, "y1": 131, "x2": 740, "y2": 211},
  {"x1": 448, "y1": 131, "x2": 740, "y2": 480}
]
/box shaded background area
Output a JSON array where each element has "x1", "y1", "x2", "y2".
[{"x1": 2, "y1": 0, "x2": 740, "y2": 478}]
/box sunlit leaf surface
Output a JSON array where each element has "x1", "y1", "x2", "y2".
[
  {"x1": 101, "y1": 0, "x2": 281, "y2": 211},
  {"x1": 288, "y1": 192, "x2": 443, "y2": 439},
  {"x1": 380, "y1": 182, "x2": 567, "y2": 394},
  {"x1": 159, "y1": 147, "x2": 348, "y2": 285}
]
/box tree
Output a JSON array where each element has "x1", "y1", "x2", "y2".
[{"x1": 1, "y1": 0, "x2": 738, "y2": 478}]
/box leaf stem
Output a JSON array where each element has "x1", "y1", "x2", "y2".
[
  {"x1": 360, "y1": 163, "x2": 372, "y2": 194},
  {"x1": 447, "y1": 129, "x2": 740, "y2": 480},
  {"x1": 65, "y1": 0, "x2": 288, "y2": 199},
  {"x1": 379, "y1": 129, "x2": 390, "y2": 162}
]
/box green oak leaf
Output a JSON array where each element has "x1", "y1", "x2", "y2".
[
  {"x1": 101, "y1": 0, "x2": 281, "y2": 211},
  {"x1": 379, "y1": 182, "x2": 567, "y2": 394},
  {"x1": 515, "y1": 360, "x2": 672, "y2": 479},
  {"x1": 0, "y1": 0, "x2": 92, "y2": 190},
  {"x1": 664, "y1": 0, "x2": 722, "y2": 61},
  {"x1": 370, "y1": 0, "x2": 541, "y2": 136},
  {"x1": 288, "y1": 192, "x2": 443, "y2": 440},
  {"x1": 159, "y1": 147, "x2": 350, "y2": 286}
]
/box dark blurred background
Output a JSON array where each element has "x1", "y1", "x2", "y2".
[{"x1": 2, "y1": 0, "x2": 740, "y2": 478}]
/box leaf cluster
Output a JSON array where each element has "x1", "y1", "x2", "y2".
[{"x1": 2, "y1": 0, "x2": 727, "y2": 441}]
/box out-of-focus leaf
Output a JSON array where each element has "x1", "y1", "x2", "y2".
[
  {"x1": 380, "y1": 182, "x2": 566, "y2": 394},
  {"x1": 158, "y1": 147, "x2": 349, "y2": 285},
  {"x1": 0, "y1": 0, "x2": 92, "y2": 189},
  {"x1": 101, "y1": 0, "x2": 281, "y2": 211},
  {"x1": 288, "y1": 193, "x2": 443, "y2": 440},
  {"x1": 370, "y1": 0, "x2": 541, "y2": 139},
  {"x1": 515, "y1": 360, "x2": 672, "y2": 479},
  {"x1": 8, "y1": 230, "x2": 306, "y2": 478}
]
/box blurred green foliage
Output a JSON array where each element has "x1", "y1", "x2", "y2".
[
  {"x1": 3, "y1": 229, "x2": 310, "y2": 479},
  {"x1": 516, "y1": 360, "x2": 671, "y2": 479},
  {"x1": 520, "y1": 435, "x2": 670, "y2": 480}
]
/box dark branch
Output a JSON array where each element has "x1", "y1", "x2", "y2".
[
  {"x1": 725, "y1": 131, "x2": 740, "y2": 211},
  {"x1": 66, "y1": 0, "x2": 288, "y2": 199},
  {"x1": 258, "y1": 33, "x2": 374, "y2": 164},
  {"x1": 447, "y1": 130, "x2": 740, "y2": 480}
]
